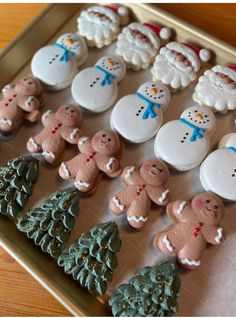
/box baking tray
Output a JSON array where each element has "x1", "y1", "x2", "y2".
[{"x1": 0, "y1": 3, "x2": 236, "y2": 316}]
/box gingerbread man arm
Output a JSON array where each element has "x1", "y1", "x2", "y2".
[
  {"x1": 95, "y1": 154, "x2": 121, "y2": 177},
  {"x1": 1, "y1": 84, "x2": 14, "y2": 98},
  {"x1": 121, "y1": 166, "x2": 142, "y2": 185},
  {"x1": 203, "y1": 226, "x2": 226, "y2": 245},
  {"x1": 146, "y1": 186, "x2": 170, "y2": 206},
  {"x1": 166, "y1": 200, "x2": 192, "y2": 223},
  {"x1": 18, "y1": 95, "x2": 40, "y2": 112},
  {"x1": 60, "y1": 127, "x2": 82, "y2": 145},
  {"x1": 77, "y1": 136, "x2": 94, "y2": 154}
]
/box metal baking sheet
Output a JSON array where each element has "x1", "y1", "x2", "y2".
[{"x1": 0, "y1": 4, "x2": 236, "y2": 316}]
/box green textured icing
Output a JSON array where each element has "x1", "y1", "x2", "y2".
[
  {"x1": 17, "y1": 188, "x2": 79, "y2": 258},
  {"x1": 58, "y1": 221, "x2": 121, "y2": 295},
  {"x1": 0, "y1": 155, "x2": 39, "y2": 218},
  {"x1": 109, "y1": 261, "x2": 180, "y2": 317}
]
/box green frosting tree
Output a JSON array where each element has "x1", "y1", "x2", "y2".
[
  {"x1": 0, "y1": 155, "x2": 39, "y2": 219},
  {"x1": 17, "y1": 188, "x2": 79, "y2": 258},
  {"x1": 109, "y1": 261, "x2": 180, "y2": 317},
  {"x1": 58, "y1": 221, "x2": 121, "y2": 296}
]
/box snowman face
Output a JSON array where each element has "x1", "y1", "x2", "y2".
[
  {"x1": 140, "y1": 160, "x2": 169, "y2": 186},
  {"x1": 56, "y1": 33, "x2": 85, "y2": 55},
  {"x1": 15, "y1": 77, "x2": 42, "y2": 96},
  {"x1": 95, "y1": 55, "x2": 126, "y2": 82},
  {"x1": 137, "y1": 82, "x2": 170, "y2": 108},
  {"x1": 181, "y1": 106, "x2": 215, "y2": 131},
  {"x1": 55, "y1": 104, "x2": 82, "y2": 127}
]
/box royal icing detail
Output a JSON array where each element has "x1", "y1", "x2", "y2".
[
  {"x1": 112, "y1": 196, "x2": 125, "y2": 211},
  {"x1": 106, "y1": 157, "x2": 115, "y2": 170},
  {"x1": 95, "y1": 65, "x2": 115, "y2": 86},
  {"x1": 125, "y1": 166, "x2": 135, "y2": 178},
  {"x1": 159, "y1": 189, "x2": 169, "y2": 203},
  {"x1": 228, "y1": 146, "x2": 236, "y2": 154},
  {"x1": 42, "y1": 151, "x2": 55, "y2": 159},
  {"x1": 127, "y1": 215, "x2": 148, "y2": 223},
  {"x1": 42, "y1": 110, "x2": 52, "y2": 121},
  {"x1": 61, "y1": 162, "x2": 71, "y2": 178},
  {"x1": 54, "y1": 43, "x2": 75, "y2": 62},
  {"x1": 179, "y1": 118, "x2": 205, "y2": 142},
  {"x1": 74, "y1": 180, "x2": 90, "y2": 188},
  {"x1": 162, "y1": 235, "x2": 174, "y2": 252},
  {"x1": 181, "y1": 258, "x2": 201, "y2": 267},
  {"x1": 25, "y1": 96, "x2": 35, "y2": 108},
  {"x1": 176, "y1": 201, "x2": 186, "y2": 214},
  {"x1": 135, "y1": 92, "x2": 161, "y2": 120},
  {"x1": 79, "y1": 137, "x2": 89, "y2": 145},
  {"x1": 0, "y1": 118, "x2": 12, "y2": 126},
  {"x1": 215, "y1": 227, "x2": 223, "y2": 243},
  {"x1": 2, "y1": 84, "x2": 11, "y2": 92},
  {"x1": 70, "y1": 128, "x2": 79, "y2": 140},
  {"x1": 29, "y1": 137, "x2": 39, "y2": 149}
]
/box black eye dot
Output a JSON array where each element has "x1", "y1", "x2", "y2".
[
  {"x1": 160, "y1": 90, "x2": 163, "y2": 92},
  {"x1": 234, "y1": 169, "x2": 236, "y2": 172},
  {"x1": 71, "y1": 110, "x2": 74, "y2": 113},
  {"x1": 206, "y1": 199, "x2": 210, "y2": 203},
  {"x1": 102, "y1": 134, "x2": 106, "y2": 137},
  {"x1": 108, "y1": 138, "x2": 111, "y2": 142},
  {"x1": 214, "y1": 205, "x2": 218, "y2": 209},
  {"x1": 207, "y1": 120, "x2": 210, "y2": 122},
  {"x1": 66, "y1": 107, "x2": 69, "y2": 110},
  {"x1": 152, "y1": 84, "x2": 155, "y2": 87},
  {"x1": 159, "y1": 169, "x2": 163, "y2": 172},
  {"x1": 138, "y1": 110, "x2": 141, "y2": 113},
  {"x1": 205, "y1": 115, "x2": 208, "y2": 118},
  {"x1": 195, "y1": 110, "x2": 198, "y2": 113},
  {"x1": 186, "y1": 133, "x2": 189, "y2": 135},
  {"x1": 181, "y1": 140, "x2": 184, "y2": 143},
  {"x1": 232, "y1": 174, "x2": 235, "y2": 177},
  {"x1": 194, "y1": 120, "x2": 197, "y2": 122},
  {"x1": 141, "y1": 106, "x2": 144, "y2": 109},
  {"x1": 136, "y1": 113, "x2": 139, "y2": 116},
  {"x1": 93, "y1": 81, "x2": 96, "y2": 84},
  {"x1": 150, "y1": 95, "x2": 152, "y2": 98},
  {"x1": 188, "y1": 112, "x2": 191, "y2": 114},
  {"x1": 49, "y1": 61, "x2": 52, "y2": 64},
  {"x1": 90, "y1": 84, "x2": 93, "y2": 87},
  {"x1": 96, "y1": 77, "x2": 99, "y2": 80}
]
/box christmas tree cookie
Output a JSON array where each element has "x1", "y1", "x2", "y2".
[
  {"x1": 17, "y1": 188, "x2": 80, "y2": 258},
  {"x1": 58, "y1": 221, "x2": 121, "y2": 295},
  {"x1": 109, "y1": 261, "x2": 180, "y2": 317},
  {"x1": 0, "y1": 155, "x2": 39, "y2": 219}
]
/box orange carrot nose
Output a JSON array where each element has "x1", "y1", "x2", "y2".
[
  {"x1": 195, "y1": 113, "x2": 204, "y2": 120},
  {"x1": 107, "y1": 60, "x2": 114, "y2": 67},
  {"x1": 66, "y1": 38, "x2": 74, "y2": 45},
  {"x1": 150, "y1": 87, "x2": 157, "y2": 95}
]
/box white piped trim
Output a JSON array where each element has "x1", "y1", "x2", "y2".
[
  {"x1": 25, "y1": 96, "x2": 34, "y2": 107},
  {"x1": 42, "y1": 110, "x2": 52, "y2": 121},
  {"x1": 112, "y1": 196, "x2": 125, "y2": 211},
  {"x1": 106, "y1": 157, "x2": 115, "y2": 170},
  {"x1": 163, "y1": 235, "x2": 174, "y2": 252},
  {"x1": 176, "y1": 201, "x2": 186, "y2": 214},
  {"x1": 29, "y1": 137, "x2": 39, "y2": 149},
  {"x1": 2, "y1": 84, "x2": 11, "y2": 92},
  {"x1": 181, "y1": 258, "x2": 201, "y2": 266},
  {"x1": 159, "y1": 189, "x2": 169, "y2": 203},
  {"x1": 199, "y1": 49, "x2": 211, "y2": 62},
  {"x1": 159, "y1": 27, "x2": 171, "y2": 40},
  {"x1": 42, "y1": 151, "x2": 55, "y2": 159},
  {"x1": 78, "y1": 137, "x2": 89, "y2": 145},
  {"x1": 74, "y1": 180, "x2": 90, "y2": 188},
  {"x1": 70, "y1": 128, "x2": 79, "y2": 140},
  {"x1": 125, "y1": 166, "x2": 135, "y2": 178},
  {"x1": 215, "y1": 227, "x2": 223, "y2": 243},
  {"x1": 61, "y1": 162, "x2": 71, "y2": 178},
  {"x1": 0, "y1": 118, "x2": 12, "y2": 126},
  {"x1": 127, "y1": 215, "x2": 148, "y2": 223}
]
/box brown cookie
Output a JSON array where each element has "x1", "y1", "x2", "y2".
[
  {"x1": 109, "y1": 160, "x2": 170, "y2": 229},
  {"x1": 27, "y1": 104, "x2": 83, "y2": 164},
  {"x1": 154, "y1": 192, "x2": 226, "y2": 270},
  {"x1": 58, "y1": 129, "x2": 123, "y2": 193}
]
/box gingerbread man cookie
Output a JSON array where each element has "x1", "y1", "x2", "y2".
[
  {"x1": 0, "y1": 77, "x2": 44, "y2": 134},
  {"x1": 77, "y1": 5, "x2": 129, "y2": 48},
  {"x1": 154, "y1": 192, "x2": 226, "y2": 270},
  {"x1": 58, "y1": 130, "x2": 123, "y2": 193},
  {"x1": 27, "y1": 104, "x2": 83, "y2": 164},
  {"x1": 109, "y1": 160, "x2": 170, "y2": 229}
]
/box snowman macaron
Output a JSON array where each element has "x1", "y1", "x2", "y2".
[
  {"x1": 110, "y1": 81, "x2": 170, "y2": 143},
  {"x1": 154, "y1": 105, "x2": 216, "y2": 171},
  {"x1": 31, "y1": 33, "x2": 88, "y2": 90},
  {"x1": 71, "y1": 55, "x2": 126, "y2": 113},
  {"x1": 200, "y1": 132, "x2": 236, "y2": 201}
]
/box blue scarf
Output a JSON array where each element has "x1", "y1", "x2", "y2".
[
  {"x1": 179, "y1": 118, "x2": 206, "y2": 142},
  {"x1": 54, "y1": 43, "x2": 74, "y2": 62},
  {"x1": 228, "y1": 146, "x2": 236, "y2": 153},
  {"x1": 95, "y1": 65, "x2": 115, "y2": 86},
  {"x1": 135, "y1": 92, "x2": 161, "y2": 120}
]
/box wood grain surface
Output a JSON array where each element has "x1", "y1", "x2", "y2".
[{"x1": 0, "y1": 3, "x2": 235, "y2": 317}]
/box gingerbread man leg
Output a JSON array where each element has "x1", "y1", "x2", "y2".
[
  {"x1": 126, "y1": 194, "x2": 151, "y2": 229},
  {"x1": 59, "y1": 155, "x2": 81, "y2": 180},
  {"x1": 154, "y1": 230, "x2": 178, "y2": 255},
  {"x1": 74, "y1": 164, "x2": 99, "y2": 192},
  {"x1": 27, "y1": 134, "x2": 44, "y2": 153},
  {"x1": 109, "y1": 186, "x2": 136, "y2": 216},
  {"x1": 41, "y1": 139, "x2": 64, "y2": 164},
  {"x1": 177, "y1": 239, "x2": 204, "y2": 270}
]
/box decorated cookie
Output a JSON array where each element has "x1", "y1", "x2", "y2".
[
  {"x1": 0, "y1": 77, "x2": 44, "y2": 134},
  {"x1": 151, "y1": 42, "x2": 211, "y2": 90},
  {"x1": 116, "y1": 22, "x2": 171, "y2": 70},
  {"x1": 77, "y1": 5, "x2": 129, "y2": 48},
  {"x1": 200, "y1": 133, "x2": 236, "y2": 201},
  {"x1": 154, "y1": 192, "x2": 226, "y2": 270},
  {"x1": 109, "y1": 160, "x2": 170, "y2": 229},
  {"x1": 109, "y1": 261, "x2": 180, "y2": 317},
  {"x1": 58, "y1": 129, "x2": 123, "y2": 193},
  {"x1": 31, "y1": 33, "x2": 88, "y2": 90},
  {"x1": 17, "y1": 188, "x2": 80, "y2": 258},
  {"x1": 193, "y1": 64, "x2": 236, "y2": 113},
  {"x1": 26, "y1": 104, "x2": 83, "y2": 164},
  {"x1": 58, "y1": 221, "x2": 121, "y2": 295},
  {"x1": 71, "y1": 55, "x2": 126, "y2": 113},
  {"x1": 154, "y1": 106, "x2": 216, "y2": 171},
  {"x1": 110, "y1": 81, "x2": 170, "y2": 143},
  {"x1": 0, "y1": 155, "x2": 39, "y2": 219}
]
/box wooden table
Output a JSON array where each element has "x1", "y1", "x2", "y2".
[{"x1": 0, "y1": 3, "x2": 235, "y2": 316}]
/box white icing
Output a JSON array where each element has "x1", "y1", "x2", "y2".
[
  {"x1": 162, "y1": 235, "x2": 174, "y2": 252},
  {"x1": 2, "y1": 84, "x2": 11, "y2": 92},
  {"x1": 125, "y1": 166, "x2": 135, "y2": 178},
  {"x1": 112, "y1": 196, "x2": 125, "y2": 211},
  {"x1": 106, "y1": 157, "x2": 115, "y2": 170},
  {"x1": 78, "y1": 137, "x2": 89, "y2": 145},
  {"x1": 74, "y1": 180, "x2": 90, "y2": 188},
  {"x1": 215, "y1": 227, "x2": 223, "y2": 243},
  {"x1": 70, "y1": 128, "x2": 79, "y2": 140},
  {"x1": 42, "y1": 151, "x2": 55, "y2": 159},
  {"x1": 61, "y1": 162, "x2": 71, "y2": 178},
  {"x1": 127, "y1": 215, "x2": 148, "y2": 223},
  {"x1": 181, "y1": 258, "x2": 201, "y2": 266},
  {"x1": 29, "y1": 137, "x2": 39, "y2": 149},
  {"x1": 25, "y1": 96, "x2": 34, "y2": 107},
  {"x1": 159, "y1": 189, "x2": 169, "y2": 203},
  {"x1": 42, "y1": 110, "x2": 52, "y2": 121},
  {"x1": 176, "y1": 201, "x2": 187, "y2": 214},
  {"x1": 0, "y1": 118, "x2": 12, "y2": 126}
]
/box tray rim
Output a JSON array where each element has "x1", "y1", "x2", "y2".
[{"x1": 0, "y1": 3, "x2": 235, "y2": 317}]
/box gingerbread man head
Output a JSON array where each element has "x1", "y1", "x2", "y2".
[
  {"x1": 91, "y1": 129, "x2": 121, "y2": 156},
  {"x1": 191, "y1": 192, "x2": 225, "y2": 226},
  {"x1": 14, "y1": 77, "x2": 42, "y2": 97},
  {"x1": 55, "y1": 104, "x2": 83, "y2": 127},
  {"x1": 140, "y1": 160, "x2": 169, "y2": 186}
]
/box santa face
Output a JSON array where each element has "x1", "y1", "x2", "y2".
[
  {"x1": 56, "y1": 105, "x2": 82, "y2": 127},
  {"x1": 152, "y1": 46, "x2": 196, "y2": 89},
  {"x1": 181, "y1": 105, "x2": 215, "y2": 132},
  {"x1": 15, "y1": 77, "x2": 42, "y2": 96},
  {"x1": 92, "y1": 130, "x2": 120, "y2": 156},
  {"x1": 192, "y1": 193, "x2": 224, "y2": 225},
  {"x1": 56, "y1": 33, "x2": 87, "y2": 56},
  {"x1": 140, "y1": 160, "x2": 169, "y2": 186},
  {"x1": 95, "y1": 55, "x2": 126, "y2": 81},
  {"x1": 193, "y1": 66, "x2": 236, "y2": 112}
]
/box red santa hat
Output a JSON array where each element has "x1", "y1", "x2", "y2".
[
  {"x1": 227, "y1": 64, "x2": 236, "y2": 72},
  {"x1": 105, "y1": 4, "x2": 129, "y2": 25},
  {"x1": 183, "y1": 43, "x2": 211, "y2": 63},
  {"x1": 213, "y1": 64, "x2": 236, "y2": 82},
  {"x1": 143, "y1": 23, "x2": 171, "y2": 40}
]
